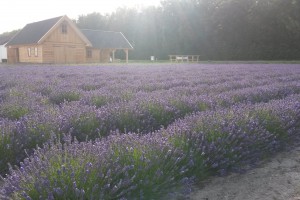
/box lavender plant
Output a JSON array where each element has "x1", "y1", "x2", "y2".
[
  {"x1": 165, "y1": 95, "x2": 300, "y2": 177},
  {"x1": 0, "y1": 63, "x2": 300, "y2": 199},
  {"x1": 0, "y1": 104, "x2": 29, "y2": 120},
  {"x1": 1, "y1": 133, "x2": 192, "y2": 199},
  {"x1": 49, "y1": 91, "x2": 81, "y2": 105},
  {"x1": 1, "y1": 95, "x2": 299, "y2": 199},
  {"x1": 90, "y1": 95, "x2": 110, "y2": 108}
]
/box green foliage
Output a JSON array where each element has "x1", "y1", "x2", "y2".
[
  {"x1": 76, "y1": 0, "x2": 300, "y2": 60},
  {"x1": 0, "y1": 29, "x2": 19, "y2": 38},
  {"x1": 8, "y1": 89, "x2": 25, "y2": 98},
  {"x1": 111, "y1": 142, "x2": 187, "y2": 199},
  {"x1": 143, "y1": 102, "x2": 174, "y2": 128},
  {"x1": 18, "y1": 142, "x2": 101, "y2": 200},
  {"x1": 0, "y1": 112, "x2": 60, "y2": 174},
  {"x1": 170, "y1": 100, "x2": 193, "y2": 116},
  {"x1": 71, "y1": 113, "x2": 100, "y2": 140},
  {"x1": 0, "y1": 104, "x2": 29, "y2": 120},
  {"x1": 0, "y1": 132, "x2": 17, "y2": 174},
  {"x1": 37, "y1": 87, "x2": 52, "y2": 96},
  {"x1": 121, "y1": 91, "x2": 134, "y2": 101},
  {"x1": 25, "y1": 122, "x2": 58, "y2": 151},
  {"x1": 115, "y1": 110, "x2": 140, "y2": 134},
  {"x1": 198, "y1": 102, "x2": 210, "y2": 112},
  {"x1": 254, "y1": 109, "x2": 287, "y2": 141},
  {"x1": 49, "y1": 91, "x2": 81, "y2": 104},
  {"x1": 77, "y1": 12, "x2": 107, "y2": 30},
  {"x1": 91, "y1": 96, "x2": 109, "y2": 108},
  {"x1": 169, "y1": 134, "x2": 213, "y2": 180},
  {"x1": 11, "y1": 137, "x2": 187, "y2": 199},
  {"x1": 80, "y1": 84, "x2": 99, "y2": 91}
]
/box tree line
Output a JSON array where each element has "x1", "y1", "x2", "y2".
[
  {"x1": 2, "y1": 0, "x2": 300, "y2": 60},
  {"x1": 76, "y1": 0, "x2": 300, "y2": 60}
]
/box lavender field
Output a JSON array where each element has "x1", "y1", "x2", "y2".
[{"x1": 0, "y1": 63, "x2": 300, "y2": 199}]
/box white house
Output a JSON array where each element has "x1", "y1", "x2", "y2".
[{"x1": 0, "y1": 35, "x2": 14, "y2": 63}]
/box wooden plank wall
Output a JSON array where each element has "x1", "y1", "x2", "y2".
[
  {"x1": 41, "y1": 21, "x2": 87, "y2": 64},
  {"x1": 18, "y1": 46, "x2": 43, "y2": 63},
  {"x1": 100, "y1": 49, "x2": 111, "y2": 63},
  {"x1": 86, "y1": 48, "x2": 100, "y2": 63},
  {"x1": 42, "y1": 44, "x2": 54, "y2": 63},
  {"x1": 42, "y1": 43, "x2": 86, "y2": 64},
  {"x1": 44, "y1": 21, "x2": 86, "y2": 44}
]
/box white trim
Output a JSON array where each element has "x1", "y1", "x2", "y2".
[
  {"x1": 34, "y1": 47, "x2": 38, "y2": 57},
  {"x1": 120, "y1": 32, "x2": 133, "y2": 49},
  {"x1": 27, "y1": 47, "x2": 31, "y2": 57}
]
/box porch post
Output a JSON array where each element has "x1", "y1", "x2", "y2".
[
  {"x1": 124, "y1": 49, "x2": 129, "y2": 63},
  {"x1": 112, "y1": 49, "x2": 115, "y2": 63}
]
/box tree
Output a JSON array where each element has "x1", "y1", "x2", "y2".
[
  {"x1": 76, "y1": 12, "x2": 108, "y2": 30},
  {"x1": 75, "y1": 0, "x2": 300, "y2": 60}
]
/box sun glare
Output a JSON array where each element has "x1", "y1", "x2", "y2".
[{"x1": 0, "y1": 0, "x2": 161, "y2": 33}]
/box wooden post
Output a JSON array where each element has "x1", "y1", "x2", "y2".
[
  {"x1": 112, "y1": 49, "x2": 115, "y2": 63},
  {"x1": 124, "y1": 49, "x2": 128, "y2": 63}
]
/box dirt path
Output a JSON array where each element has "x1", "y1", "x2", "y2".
[{"x1": 190, "y1": 145, "x2": 300, "y2": 200}]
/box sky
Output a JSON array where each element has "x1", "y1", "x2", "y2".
[{"x1": 0, "y1": 0, "x2": 161, "y2": 34}]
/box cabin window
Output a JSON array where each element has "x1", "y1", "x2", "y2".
[
  {"x1": 34, "y1": 47, "x2": 38, "y2": 57},
  {"x1": 27, "y1": 48, "x2": 31, "y2": 57},
  {"x1": 61, "y1": 22, "x2": 67, "y2": 34},
  {"x1": 87, "y1": 49, "x2": 92, "y2": 58}
]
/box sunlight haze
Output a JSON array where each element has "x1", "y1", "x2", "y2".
[{"x1": 0, "y1": 0, "x2": 161, "y2": 34}]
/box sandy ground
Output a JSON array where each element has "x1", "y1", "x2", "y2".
[{"x1": 190, "y1": 145, "x2": 300, "y2": 200}]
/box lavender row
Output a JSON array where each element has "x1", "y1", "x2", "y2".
[
  {"x1": 1, "y1": 95, "x2": 299, "y2": 199},
  {"x1": 1, "y1": 77, "x2": 299, "y2": 131},
  {"x1": 36, "y1": 71, "x2": 300, "y2": 103},
  {"x1": 0, "y1": 64, "x2": 300, "y2": 174},
  {"x1": 1, "y1": 64, "x2": 299, "y2": 105},
  {"x1": 164, "y1": 94, "x2": 300, "y2": 176},
  {"x1": 0, "y1": 79, "x2": 299, "y2": 175},
  {"x1": 55, "y1": 80, "x2": 300, "y2": 137},
  {"x1": 1, "y1": 64, "x2": 299, "y2": 120}
]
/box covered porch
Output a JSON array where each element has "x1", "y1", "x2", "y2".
[
  {"x1": 110, "y1": 48, "x2": 129, "y2": 63},
  {"x1": 81, "y1": 29, "x2": 133, "y2": 64}
]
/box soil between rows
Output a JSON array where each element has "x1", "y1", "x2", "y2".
[{"x1": 191, "y1": 144, "x2": 300, "y2": 200}]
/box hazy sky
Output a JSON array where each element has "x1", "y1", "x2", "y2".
[{"x1": 0, "y1": 0, "x2": 161, "y2": 34}]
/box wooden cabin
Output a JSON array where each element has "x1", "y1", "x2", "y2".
[{"x1": 6, "y1": 16, "x2": 133, "y2": 64}]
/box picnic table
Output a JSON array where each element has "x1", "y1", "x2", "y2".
[{"x1": 169, "y1": 55, "x2": 200, "y2": 63}]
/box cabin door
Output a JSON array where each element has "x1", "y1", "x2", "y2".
[
  {"x1": 65, "y1": 46, "x2": 76, "y2": 64},
  {"x1": 53, "y1": 45, "x2": 76, "y2": 64},
  {"x1": 53, "y1": 46, "x2": 65, "y2": 64},
  {"x1": 7, "y1": 48, "x2": 19, "y2": 64}
]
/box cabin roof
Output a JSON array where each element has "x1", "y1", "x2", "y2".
[
  {"x1": 81, "y1": 29, "x2": 133, "y2": 49},
  {"x1": 6, "y1": 16, "x2": 133, "y2": 50},
  {"x1": 6, "y1": 16, "x2": 63, "y2": 46}
]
